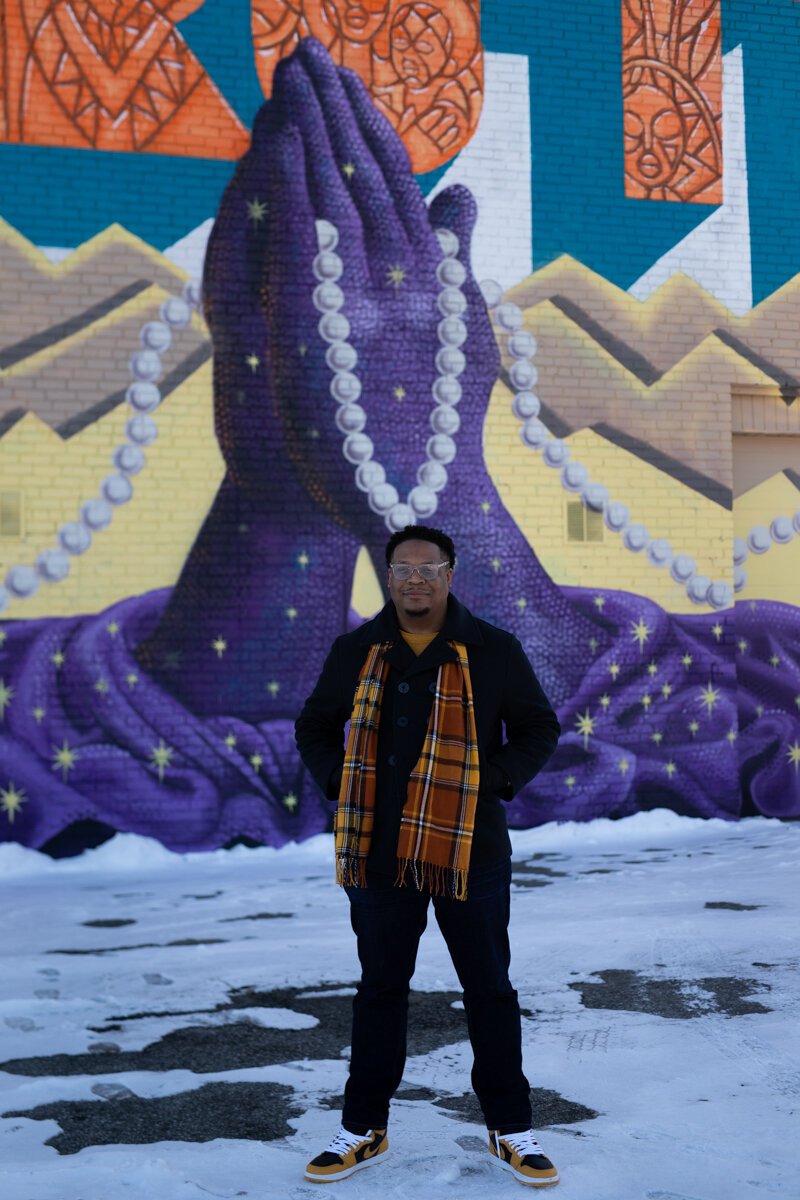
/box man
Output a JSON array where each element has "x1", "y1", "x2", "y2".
[{"x1": 295, "y1": 525, "x2": 561, "y2": 1187}]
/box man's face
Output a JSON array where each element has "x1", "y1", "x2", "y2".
[{"x1": 387, "y1": 538, "x2": 453, "y2": 627}]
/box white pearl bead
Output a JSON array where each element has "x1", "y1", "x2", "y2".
[
  {"x1": 495, "y1": 303, "x2": 523, "y2": 332},
  {"x1": 368, "y1": 482, "x2": 399, "y2": 514},
  {"x1": 430, "y1": 405, "x2": 460, "y2": 435},
  {"x1": 343, "y1": 433, "x2": 374, "y2": 464},
  {"x1": 509, "y1": 359, "x2": 538, "y2": 390},
  {"x1": 160, "y1": 297, "x2": 192, "y2": 329},
  {"x1": 435, "y1": 228, "x2": 459, "y2": 257},
  {"x1": 733, "y1": 536, "x2": 748, "y2": 565},
  {"x1": 708, "y1": 581, "x2": 733, "y2": 610},
  {"x1": 58, "y1": 521, "x2": 92, "y2": 555},
  {"x1": 733, "y1": 564, "x2": 747, "y2": 592},
  {"x1": 6, "y1": 565, "x2": 39, "y2": 597},
  {"x1": 114, "y1": 444, "x2": 145, "y2": 475},
  {"x1": 646, "y1": 538, "x2": 672, "y2": 567},
  {"x1": 315, "y1": 219, "x2": 339, "y2": 252},
  {"x1": 102, "y1": 473, "x2": 134, "y2": 505},
  {"x1": 130, "y1": 349, "x2": 162, "y2": 382},
  {"x1": 432, "y1": 376, "x2": 462, "y2": 405},
  {"x1": 330, "y1": 372, "x2": 362, "y2": 404},
  {"x1": 561, "y1": 462, "x2": 587, "y2": 492},
  {"x1": 507, "y1": 330, "x2": 537, "y2": 359},
  {"x1": 313, "y1": 282, "x2": 344, "y2": 312},
  {"x1": 437, "y1": 317, "x2": 467, "y2": 347},
  {"x1": 670, "y1": 554, "x2": 696, "y2": 583},
  {"x1": 542, "y1": 439, "x2": 569, "y2": 468},
  {"x1": 770, "y1": 515, "x2": 793, "y2": 543},
  {"x1": 582, "y1": 482, "x2": 606, "y2": 511},
  {"x1": 520, "y1": 417, "x2": 548, "y2": 449},
  {"x1": 408, "y1": 485, "x2": 438, "y2": 517},
  {"x1": 335, "y1": 403, "x2": 367, "y2": 434},
  {"x1": 126, "y1": 381, "x2": 161, "y2": 413},
  {"x1": 355, "y1": 461, "x2": 386, "y2": 492},
  {"x1": 183, "y1": 279, "x2": 202, "y2": 309},
  {"x1": 747, "y1": 525, "x2": 771, "y2": 555},
  {"x1": 0, "y1": 586, "x2": 9, "y2": 613},
  {"x1": 623, "y1": 524, "x2": 649, "y2": 552},
  {"x1": 326, "y1": 342, "x2": 358, "y2": 372},
  {"x1": 436, "y1": 257, "x2": 467, "y2": 288},
  {"x1": 140, "y1": 321, "x2": 172, "y2": 353},
  {"x1": 479, "y1": 279, "x2": 503, "y2": 310},
  {"x1": 313, "y1": 251, "x2": 343, "y2": 282},
  {"x1": 687, "y1": 574, "x2": 711, "y2": 604},
  {"x1": 36, "y1": 548, "x2": 70, "y2": 582},
  {"x1": 82, "y1": 498, "x2": 113, "y2": 531},
  {"x1": 426, "y1": 434, "x2": 457, "y2": 464},
  {"x1": 435, "y1": 347, "x2": 466, "y2": 377},
  {"x1": 127, "y1": 414, "x2": 158, "y2": 446},
  {"x1": 512, "y1": 391, "x2": 540, "y2": 420},
  {"x1": 418, "y1": 461, "x2": 448, "y2": 492},
  {"x1": 385, "y1": 502, "x2": 415, "y2": 532},
  {"x1": 438, "y1": 287, "x2": 467, "y2": 317},
  {"x1": 318, "y1": 312, "x2": 350, "y2": 343},
  {"x1": 603, "y1": 498, "x2": 627, "y2": 528}
]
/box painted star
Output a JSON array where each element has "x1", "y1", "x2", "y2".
[
  {"x1": 589, "y1": 637, "x2": 599, "y2": 654},
  {"x1": 298, "y1": 343, "x2": 308, "y2": 358},
  {"x1": 618, "y1": 757, "x2": 630, "y2": 776},
  {"x1": 681, "y1": 653, "x2": 694, "y2": 668},
  {"x1": 651, "y1": 731, "x2": 663, "y2": 745},
  {"x1": 106, "y1": 621, "x2": 120, "y2": 638},
  {"x1": 609, "y1": 662, "x2": 621, "y2": 681},
  {"x1": 32, "y1": 706, "x2": 45, "y2": 724},
  {"x1": 516, "y1": 597, "x2": 528, "y2": 611},
  {"x1": 565, "y1": 775, "x2": 576, "y2": 790},
  {"x1": 393, "y1": 385, "x2": 406, "y2": 401},
  {"x1": 737, "y1": 639, "x2": 748, "y2": 654},
  {"x1": 688, "y1": 720, "x2": 699, "y2": 737},
  {"x1": 308, "y1": 427, "x2": 320, "y2": 439},
  {"x1": 161, "y1": 650, "x2": 183, "y2": 672},
  {"x1": 224, "y1": 733, "x2": 237, "y2": 749},
  {"x1": 126, "y1": 673, "x2": 139, "y2": 688},
  {"x1": 491, "y1": 558, "x2": 502, "y2": 573},
  {"x1": 245, "y1": 353, "x2": 261, "y2": 372},
  {"x1": 599, "y1": 693, "x2": 611, "y2": 711},
  {"x1": 630, "y1": 617, "x2": 652, "y2": 651},
  {"x1": 1, "y1": 782, "x2": 27, "y2": 824},
  {"x1": 646, "y1": 660, "x2": 658, "y2": 677},
  {"x1": 787, "y1": 740, "x2": 800, "y2": 772},
  {"x1": 267, "y1": 680, "x2": 280, "y2": 698},
  {"x1": 297, "y1": 552, "x2": 310, "y2": 570},
  {"x1": 212, "y1": 636, "x2": 228, "y2": 659},
  {"x1": 0, "y1": 678, "x2": 14, "y2": 719},
  {"x1": 247, "y1": 197, "x2": 268, "y2": 223},
  {"x1": 149, "y1": 740, "x2": 175, "y2": 782},
  {"x1": 481, "y1": 501, "x2": 491, "y2": 515},
  {"x1": 50, "y1": 649, "x2": 65, "y2": 669},
  {"x1": 748, "y1": 600, "x2": 758, "y2": 611},
  {"x1": 726, "y1": 728, "x2": 737, "y2": 747},
  {"x1": 283, "y1": 791, "x2": 299, "y2": 812},
  {"x1": 641, "y1": 693, "x2": 653, "y2": 710},
  {"x1": 250, "y1": 753, "x2": 263, "y2": 771},
  {"x1": 286, "y1": 607, "x2": 298, "y2": 622},
  {"x1": 94, "y1": 679, "x2": 110, "y2": 696},
  {"x1": 341, "y1": 161, "x2": 356, "y2": 179},
  {"x1": 795, "y1": 694, "x2": 800, "y2": 711},
  {"x1": 661, "y1": 683, "x2": 673, "y2": 699},
  {"x1": 574, "y1": 709, "x2": 596, "y2": 749},
  {"x1": 386, "y1": 264, "x2": 407, "y2": 291},
  {"x1": 238, "y1": 524, "x2": 249, "y2": 535},
  {"x1": 711, "y1": 623, "x2": 723, "y2": 642},
  {"x1": 755, "y1": 704, "x2": 764, "y2": 718},
  {"x1": 52, "y1": 740, "x2": 78, "y2": 780},
  {"x1": 0, "y1": 630, "x2": 6, "y2": 647},
  {"x1": 769, "y1": 654, "x2": 780, "y2": 668},
  {"x1": 664, "y1": 760, "x2": 677, "y2": 779},
  {"x1": 593, "y1": 595, "x2": 606, "y2": 610},
  {"x1": 698, "y1": 682, "x2": 720, "y2": 717}
]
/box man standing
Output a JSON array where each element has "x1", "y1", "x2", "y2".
[{"x1": 295, "y1": 525, "x2": 561, "y2": 1187}]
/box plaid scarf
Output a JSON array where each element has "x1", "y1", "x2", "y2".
[{"x1": 335, "y1": 640, "x2": 480, "y2": 901}]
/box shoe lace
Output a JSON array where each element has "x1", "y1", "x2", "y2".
[
  {"x1": 499, "y1": 1130, "x2": 544, "y2": 1157},
  {"x1": 325, "y1": 1127, "x2": 369, "y2": 1156}
]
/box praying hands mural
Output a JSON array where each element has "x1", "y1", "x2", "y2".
[{"x1": 0, "y1": 36, "x2": 799, "y2": 852}]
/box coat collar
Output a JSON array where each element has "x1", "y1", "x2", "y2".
[{"x1": 356, "y1": 593, "x2": 484, "y2": 648}]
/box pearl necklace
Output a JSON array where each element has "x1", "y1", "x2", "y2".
[{"x1": 313, "y1": 219, "x2": 465, "y2": 533}]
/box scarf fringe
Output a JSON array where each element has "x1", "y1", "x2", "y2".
[
  {"x1": 395, "y1": 857, "x2": 469, "y2": 901},
  {"x1": 336, "y1": 853, "x2": 367, "y2": 889}
]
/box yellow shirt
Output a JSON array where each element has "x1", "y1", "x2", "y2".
[{"x1": 400, "y1": 630, "x2": 438, "y2": 656}]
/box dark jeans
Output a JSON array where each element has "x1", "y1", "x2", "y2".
[{"x1": 342, "y1": 859, "x2": 532, "y2": 1134}]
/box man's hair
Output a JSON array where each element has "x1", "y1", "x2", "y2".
[{"x1": 385, "y1": 525, "x2": 456, "y2": 569}]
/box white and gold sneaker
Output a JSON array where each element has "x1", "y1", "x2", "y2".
[
  {"x1": 488, "y1": 1128, "x2": 559, "y2": 1186},
  {"x1": 304, "y1": 1126, "x2": 388, "y2": 1182}
]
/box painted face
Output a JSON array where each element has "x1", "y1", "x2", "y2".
[
  {"x1": 390, "y1": 6, "x2": 450, "y2": 87},
  {"x1": 323, "y1": 0, "x2": 391, "y2": 43},
  {"x1": 624, "y1": 85, "x2": 685, "y2": 191},
  {"x1": 387, "y1": 538, "x2": 453, "y2": 629}
]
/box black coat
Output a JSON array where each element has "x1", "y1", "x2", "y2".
[{"x1": 295, "y1": 594, "x2": 561, "y2": 874}]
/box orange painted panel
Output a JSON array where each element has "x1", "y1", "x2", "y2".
[
  {"x1": 0, "y1": 1, "x2": 249, "y2": 158},
  {"x1": 622, "y1": 0, "x2": 723, "y2": 203},
  {"x1": 251, "y1": 0, "x2": 484, "y2": 173}
]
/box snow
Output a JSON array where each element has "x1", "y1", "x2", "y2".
[{"x1": 0, "y1": 811, "x2": 798, "y2": 1199}]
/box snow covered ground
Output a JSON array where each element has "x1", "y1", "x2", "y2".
[{"x1": 0, "y1": 810, "x2": 797, "y2": 1200}]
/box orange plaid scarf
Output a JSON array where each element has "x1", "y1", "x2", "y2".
[{"x1": 335, "y1": 640, "x2": 480, "y2": 901}]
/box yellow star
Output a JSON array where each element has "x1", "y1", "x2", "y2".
[
  {"x1": 630, "y1": 617, "x2": 652, "y2": 651},
  {"x1": 246, "y1": 353, "x2": 261, "y2": 372},
  {"x1": 681, "y1": 653, "x2": 694, "y2": 668},
  {"x1": 32, "y1": 706, "x2": 45, "y2": 723},
  {"x1": 308, "y1": 427, "x2": 320, "y2": 439},
  {"x1": 516, "y1": 597, "x2": 528, "y2": 611},
  {"x1": 599, "y1": 693, "x2": 611, "y2": 711},
  {"x1": 688, "y1": 719, "x2": 699, "y2": 737},
  {"x1": 664, "y1": 760, "x2": 677, "y2": 779},
  {"x1": 149, "y1": 740, "x2": 174, "y2": 782},
  {"x1": 651, "y1": 730, "x2": 663, "y2": 745},
  {"x1": 212, "y1": 636, "x2": 227, "y2": 659},
  {"x1": 491, "y1": 558, "x2": 502, "y2": 573},
  {"x1": 1, "y1": 782, "x2": 27, "y2": 824},
  {"x1": 589, "y1": 637, "x2": 599, "y2": 654},
  {"x1": 737, "y1": 639, "x2": 748, "y2": 654},
  {"x1": 224, "y1": 733, "x2": 237, "y2": 749},
  {"x1": 641, "y1": 693, "x2": 652, "y2": 710},
  {"x1": 283, "y1": 791, "x2": 299, "y2": 812},
  {"x1": 769, "y1": 654, "x2": 780, "y2": 668},
  {"x1": 286, "y1": 607, "x2": 298, "y2": 621},
  {"x1": 297, "y1": 552, "x2": 310, "y2": 570},
  {"x1": 574, "y1": 709, "x2": 596, "y2": 749},
  {"x1": 787, "y1": 740, "x2": 800, "y2": 772},
  {"x1": 481, "y1": 501, "x2": 491, "y2": 514},
  {"x1": 247, "y1": 197, "x2": 267, "y2": 223},
  {"x1": 341, "y1": 161, "x2": 356, "y2": 178},
  {"x1": 94, "y1": 679, "x2": 109, "y2": 696},
  {"x1": 393, "y1": 385, "x2": 406, "y2": 401},
  {"x1": 0, "y1": 630, "x2": 6, "y2": 647},
  {"x1": 267, "y1": 680, "x2": 280, "y2": 698},
  {"x1": 726, "y1": 728, "x2": 737, "y2": 747},
  {"x1": 250, "y1": 753, "x2": 263, "y2": 771},
  {"x1": 565, "y1": 774, "x2": 576, "y2": 789},
  {"x1": 755, "y1": 704, "x2": 764, "y2": 718},
  {"x1": 593, "y1": 595, "x2": 606, "y2": 610},
  {"x1": 661, "y1": 683, "x2": 673, "y2": 698},
  {"x1": 698, "y1": 682, "x2": 720, "y2": 717},
  {"x1": 795, "y1": 694, "x2": 800, "y2": 710},
  {"x1": 386, "y1": 264, "x2": 407, "y2": 290},
  {"x1": 711, "y1": 623, "x2": 723, "y2": 642},
  {"x1": 609, "y1": 662, "x2": 621, "y2": 680},
  {"x1": 52, "y1": 739, "x2": 78, "y2": 779},
  {"x1": 106, "y1": 621, "x2": 120, "y2": 638},
  {"x1": 51, "y1": 649, "x2": 65, "y2": 669},
  {"x1": 749, "y1": 600, "x2": 757, "y2": 611},
  {"x1": 618, "y1": 757, "x2": 630, "y2": 776},
  {"x1": 0, "y1": 678, "x2": 14, "y2": 719},
  {"x1": 298, "y1": 343, "x2": 308, "y2": 358},
  {"x1": 646, "y1": 660, "x2": 658, "y2": 677},
  {"x1": 126, "y1": 673, "x2": 139, "y2": 688}
]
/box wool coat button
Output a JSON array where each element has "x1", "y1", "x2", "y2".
[
  {"x1": 397, "y1": 716, "x2": 409, "y2": 727},
  {"x1": 398, "y1": 682, "x2": 410, "y2": 693}
]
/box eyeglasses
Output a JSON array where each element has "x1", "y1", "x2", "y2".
[{"x1": 389, "y1": 561, "x2": 449, "y2": 581}]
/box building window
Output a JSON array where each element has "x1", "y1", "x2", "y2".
[
  {"x1": 566, "y1": 500, "x2": 604, "y2": 543},
  {"x1": 0, "y1": 492, "x2": 22, "y2": 537}
]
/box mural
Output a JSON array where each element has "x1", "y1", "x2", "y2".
[{"x1": 0, "y1": 3, "x2": 799, "y2": 854}]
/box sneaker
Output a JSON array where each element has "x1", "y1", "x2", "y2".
[
  {"x1": 488, "y1": 1129, "x2": 559, "y2": 1186},
  {"x1": 304, "y1": 1126, "x2": 388, "y2": 1182}
]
